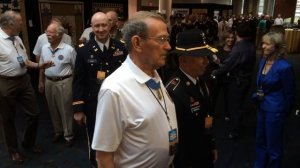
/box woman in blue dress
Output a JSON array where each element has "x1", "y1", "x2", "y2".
[{"x1": 253, "y1": 32, "x2": 296, "y2": 168}]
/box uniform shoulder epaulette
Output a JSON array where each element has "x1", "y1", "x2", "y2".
[
  {"x1": 166, "y1": 77, "x2": 181, "y2": 91},
  {"x1": 78, "y1": 43, "x2": 85, "y2": 48}
]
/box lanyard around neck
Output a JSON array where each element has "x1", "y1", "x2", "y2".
[{"x1": 146, "y1": 80, "x2": 172, "y2": 129}]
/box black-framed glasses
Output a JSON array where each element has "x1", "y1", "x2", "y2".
[{"x1": 141, "y1": 35, "x2": 170, "y2": 45}]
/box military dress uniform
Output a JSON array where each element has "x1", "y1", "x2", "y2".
[
  {"x1": 166, "y1": 69, "x2": 215, "y2": 168},
  {"x1": 72, "y1": 37, "x2": 127, "y2": 166}
]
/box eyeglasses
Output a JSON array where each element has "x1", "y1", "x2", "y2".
[
  {"x1": 141, "y1": 35, "x2": 170, "y2": 45},
  {"x1": 45, "y1": 30, "x2": 57, "y2": 36}
]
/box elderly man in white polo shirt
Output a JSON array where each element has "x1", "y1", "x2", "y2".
[
  {"x1": 39, "y1": 20, "x2": 76, "y2": 147},
  {"x1": 33, "y1": 18, "x2": 72, "y2": 62},
  {"x1": 92, "y1": 11, "x2": 178, "y2": 168},
  {"x1": 0, "y1": 10, "x2": 53, "y2": 164}
]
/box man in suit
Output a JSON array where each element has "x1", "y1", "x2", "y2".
[
  {"x1": 166, "y1": 29, "x2": 218, "y2": 168},
  {"x1": 72, "y1": 12, "x2": 127, "y2": 167},
  {"x1": 212, "y1": 22, "x2": 256, "y2": 139}
]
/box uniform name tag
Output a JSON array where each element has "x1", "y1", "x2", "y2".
[
  {"x1": 97, "y1": 71, "x2": 105, "y2": 80},
  {"x1": 169, "y1": 129, "x2": 178, "y2": 156},
  {"x1": 256, "y1": 89, "x2": 264, "y2": 101},
  {"x1": 87, "y1": 58, "x2": 97, "y2": 63},
  {"x1": 205, "y1": 115, "x2": 213, "y2": 128},
  {"x1": 96, "y1": 71, "x2": 106, "y2": 85}
]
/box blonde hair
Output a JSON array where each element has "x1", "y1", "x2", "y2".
[
  {"x1": 262, "y1": 31, "x2": 286, "y2": 58},
  {"x1": 220, "y1": 30, "x2": 235, "y2": 46}
]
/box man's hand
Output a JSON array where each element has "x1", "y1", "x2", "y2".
[
  {"x1": 40, "y1": 61, "x2": 54, "y2": 69},
  {"x1": 74, "y1": 112, "x2": 86, "y2": 125},
  {"x1": 212, "y1": 149, "x2": 218, "y2": 163}
]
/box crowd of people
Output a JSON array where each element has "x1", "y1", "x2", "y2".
[{"x1": 0, "y1": 9, "x2": 296, "y2": 168}]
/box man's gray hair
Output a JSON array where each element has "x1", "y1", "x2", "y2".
[
  {"x1": 122, "y1": 11, "x2": 166, "y2": 52},
  {"x1": 56, "y1": 24, "x2": 65, "y2": 36},
  {"x1": 0, "y1": 10, "x2": 20, "y2": 28}
]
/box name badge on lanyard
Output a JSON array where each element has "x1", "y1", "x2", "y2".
[
  {"x1": 17, "y1": 55, "x2": 25, "y2": 67},
  {"x1": 169, "y1": 129, "x2": 178, "y2": 156}
]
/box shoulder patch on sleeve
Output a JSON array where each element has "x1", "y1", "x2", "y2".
[
  {"x1": 78, "y1": 43, "x2": 85, "y2": 48},
  {"x1": 166, "y1": 77, "x2": 181, "y2": 91}
]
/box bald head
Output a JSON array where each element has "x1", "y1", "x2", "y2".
[
  {"x1": 91, "y1": 12, "x2": 111, "y2": 43},
  {"x1": 106, "y1": 11, "x2": 118, "y2": 35},
  {"x1": 106, "y1": 11, "x2": 118, "y2": 24},
  {"x1": 91, "y1": 12, "x2": 109, "y2": 25}
]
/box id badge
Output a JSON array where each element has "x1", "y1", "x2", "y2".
[
  {"x1": 168, "y1": 129, "x2": 178, "y2": 156},
  {"x1": 97, "y1": 71, "x2": 105, "y2": 84},
  {"x1": 205, "y1": 115, "x2": 213, "y2": 129},
  {"x1": 257, "y1": 89, "x2": 264, "y2": 101},
  {"x1": 97, "y1": 71, "x2": 105, "y2": 80},
  {"x1": 17, "y1": 56, "x2": 25, "y2": 67}
]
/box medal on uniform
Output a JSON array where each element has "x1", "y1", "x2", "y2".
[
  {"x1": 146, "y1": 79, "x2": 161, "y2": 100},
  {"x1": 169, "y1": 129, "x2": 178, "y2": 156},
  {"x1": 51, "y1": 48, "x2": 58, "y2": 57}
]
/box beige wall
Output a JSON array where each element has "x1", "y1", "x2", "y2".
[{"x1": 128, "y1": 0, "x2": 138, "y2": 18}]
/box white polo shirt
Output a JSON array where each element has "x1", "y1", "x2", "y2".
[
  {"x1": 39, "y1": 42, "x2": 76, "y2": 77},
  {"x1": 274, "y1": 17, "x2": 283, "y2": 25},
  {"x1": 33, "y1": 33, "x2": 72, "y2": 57},
  {"x1": 0, "y1": 27, "x2": 28, "y2": 76},
  {"x1": 92, "y1": 56, "x2": 178, "y2": 168}
]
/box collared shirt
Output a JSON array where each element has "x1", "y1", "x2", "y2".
[
  {"x1": 95, "y1": 37, "x2": 110, "y2": 52},
  {"x1": 33, "y1": 33, "x2": 72, "y2": 56},
  {"x1": 180, "y1": 68, "x2": 197, "y2": 85},
  {"x1": 92, "y1": 56, "x2": 178, "y2": 168},
  {"x1": 40, "y1": 41, "x2": 76, "y2": 77},
  {"x1": 274, "y1": 17, "x2": 283, "y2": 25},
  {"x1": 0, "y1": 27, "x2": 27, "y2": 76}
]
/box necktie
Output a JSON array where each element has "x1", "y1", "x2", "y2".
[
  {"x1": 103, "y1": 45, "x2": 107, "y2": 52},
  {"x1": 146, "y1": 79, "x2": 160, "y2": 90},
  {"x1": 198, "y1": 79, "x2": 209, "y2": 99}
]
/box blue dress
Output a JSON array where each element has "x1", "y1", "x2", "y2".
[{"x1": 253, "y1": 57, "x2": 296, "y2": 168}]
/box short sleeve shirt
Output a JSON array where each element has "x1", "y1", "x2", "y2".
[
  {"x1": 0, "y1": 27, "x2": 28, "y2": 76},
  {"x1": 33, "y1": 33, "x2": 72, "y2": 56},
  {"x1": 92, "y1": 56, "x2": 178, "y2": 168},
  {"x1": 40, "y1": 42, "x2": 76, "y2": 77}
]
